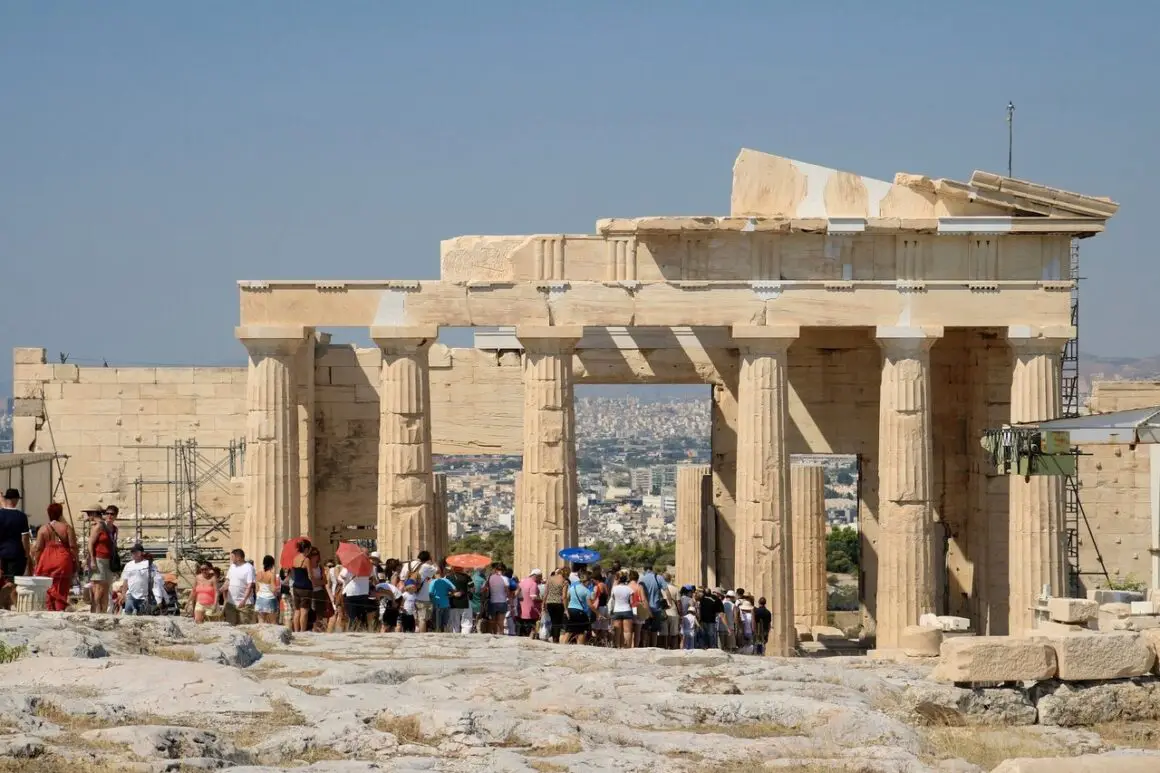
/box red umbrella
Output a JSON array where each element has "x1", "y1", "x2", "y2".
[
  {"x1": 445, "y1": 553, "x2": 492, "y2": 570},
  {"x1": 279, "y1": 537, "x2": 310, "y2": 569},
  {"x1": 335, "y1": 542, "x2": 373, "y2": 577}
]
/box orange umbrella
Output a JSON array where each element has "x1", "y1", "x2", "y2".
[
  {"x1": 279, "y1": 537, "x2": 310, "y2": 569},
  {"x1": 446, "y1": 553, "x2": 492, "y2": 570},
  {"x1": 335, "y1": 542, "x2": 373, "y2": 577}
]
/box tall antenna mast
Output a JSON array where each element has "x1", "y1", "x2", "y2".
[{"x1": 1006, "y1": 101, "x2": 1015, "y2": 177}]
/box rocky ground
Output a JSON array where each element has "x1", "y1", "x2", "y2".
[{"x1": 1, "y1": 612, "x2": 1160, "y2": 772}]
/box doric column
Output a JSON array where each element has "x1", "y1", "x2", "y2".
[
  {"x1": 236, "y1": 325, "x2": 308, "y2": 563},
  {"x1": 371, "y1": 325, "x2": 438, "y2": 561},
  {"x1": 791, "y1": 463, "x2": 827, "y2": 627},
  {"x1": 676, "y1": 464, "x2": 712, "y2": 586},
  {"x1": 732, "y1": 325, "x2": 797, "y2": 657},
  {"x1": 1008, "y1": 327, "x2": 1069, "y2": 634},
  {"x1": 875, "y1": 326, "x2": 941, "y2": 650},
  {"x1": 515, "y1": 326, "x2": 582, "y2": 578},
  {"x1": 432, "y1": 472, "x2": 448, "y2": 563}
]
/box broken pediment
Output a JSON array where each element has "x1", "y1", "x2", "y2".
[{"x1": 730, "y1": 148, "x2": 1119, "y2": 222}]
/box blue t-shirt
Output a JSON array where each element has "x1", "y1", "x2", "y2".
[
  {"x1": 567, "y1": 581, "x2": 591, "y2": 611},
  {"x1": 428, "y1": 577, "x2": 454, "y2": 609},
  {"x1": 641, "y1": 571, "x2": 666, "y2": 610}
]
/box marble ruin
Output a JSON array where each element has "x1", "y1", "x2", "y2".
[{"x1": 12, "y1": 148, "x2": 1126, "y2": 652}]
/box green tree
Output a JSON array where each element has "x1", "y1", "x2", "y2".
[
  {"x1": 447, "y1": 529, "x2": 514, "y2": 566},
  {"x1": 836, "y1": 470, "x2": 855, "y2": 486},
  {"x1": 826, "y1": 528, "x2": 860, "y2": 575}
]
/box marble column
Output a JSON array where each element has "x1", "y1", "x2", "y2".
[
  {"x1": 515, "y1": 327, "x2": 582, "y2": 578},
  {"x1": 676, "y1": 464, "x2": 712, "y2": 586},
  {"x1": 370, "y1": 326, "x2": 438, "y2": 562},
  {"x1": 432, "y1": 472, "x2": 448, "y2": 563},
  {"x1": 791, "y1": 463, "x2": 828, "y2": 628},
  {"x1": 732, "y1": 325, "x2": 797, "y2": 657},
  {"x1": 875, "y1": 326, "x2": 941, "y2": 651},
  {"x1": 236, "y1": 325, "x2": 307, "y2": 563},
  {"x1": 1008, "y1": 328, "x2": 1068, "y2": 634}
]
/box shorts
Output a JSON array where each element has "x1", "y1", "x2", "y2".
[
  {"x1": 92, "y1": 558, "x2": 113, "y2": 584},
  {"x1": 344, "y1": 595, "x2": 371, "y2": 622},
  {"x1": 565, "y1": 608, "x2": 591, "y2": 635},
  {"x1": 612, "y1": 611, "x2": 635, "y2": 621},
  {"x1": 663, "y1": 613, "x2": 679, "y2": 637},
  {"x1": 0, "y1": 556, "x2": 26, "y2": 584},
  {"x1": 311, "y1": 588, "x2": 330, "y2": 616},
  {"x1": 291, "y1": 587, "x2": 314, "y2": 611},
  {"x1": 381, "y1": 607, "x2": 399, "y2": 628},
  {"x1": 488, "y1": 602, "x2": 508, "y2": 618},
  {"x1": 399, "y1": 612, "x2": 416, "y2": 633},
  {"x1": 256, "y1": 597, "x2": 278, "y2": 614},
  {"x1": 415, "y1": 600, "x2": 433, "y2": 620},
  {"x1": 195, "y1": 601, "x2": 216, "y2": 615},
  {"x1": 643, "y1": 608, "x2": 662, "y2": 632}
]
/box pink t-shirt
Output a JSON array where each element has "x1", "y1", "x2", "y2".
[{"x1": 518, "y1": 576, "x2": 541, "y2": 619}]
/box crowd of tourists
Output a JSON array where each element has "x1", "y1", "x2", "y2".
[{"x1": 0, "y1": 493, "x2": 774, "y2": 652}]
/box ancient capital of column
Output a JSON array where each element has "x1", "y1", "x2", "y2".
[
  {"x1": 1007, "y1": 327, "x2": 1070, "y2": 633},
  {"x1": 515, "y1": 326, "x2": 583, "y2": 578},
  {"x1": 371, "y1": 325, "x2": 438, "y2": 562},
  {"x1": 732, "y1": 325, "x2": 797, "y2": 657},
  {"x1": 875, "y1": 326, "x2": 941, "y2": 651},
  {"x1": 236, "y1": 325, "x2": 308, "y2": 564},
  {"x1": 791, "y1": 463, "x2": 827, "y2": 628}
]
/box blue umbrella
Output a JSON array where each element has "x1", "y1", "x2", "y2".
[{"x1": 559, "y1": 547, "x2": 601, "y2": 564}]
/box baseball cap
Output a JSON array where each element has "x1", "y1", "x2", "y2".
[
  {"x1": 726, "y1": 590, "x2": 736, "y2": 598},
  {"x1": 130, "y1": 542, "x2": 145, "y2": 553}
]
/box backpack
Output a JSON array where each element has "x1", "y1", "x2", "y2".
[{"x1": 101, "y1": 523, "x2": 123, "y2": 573}]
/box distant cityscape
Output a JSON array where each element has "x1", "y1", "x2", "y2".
[{"x1": 0, "y1": 398, "x2": 11, "y2": 454}]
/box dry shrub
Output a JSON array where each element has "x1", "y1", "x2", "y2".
[
  {"x1": 373, "y1": 713, "x2": 432, "y2": 745},
  {"x1": 687, "y1": 720, "x2": 801, "y2": 739},
  {"x1": 291, "y1": 683, "x2": 332, "y2": 696},
  {"x1": 1093, "y1": 720, "x2": 1160, "y2": 750},
  {"x1": 524, "y1": 739, "x2": 582, "y2": 756},
  {"x1": 529, "y1": 763, "x2": 568, "y2": 773},
  {"x1": 151, "y1": 646, "x2": 198, "y2": 662},
  {"x1": 923, "y1": 726, "x2": 1064, "y2": 770}
]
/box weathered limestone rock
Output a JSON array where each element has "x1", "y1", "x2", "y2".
[
  {"x1": 1007, "y1": 331, "x2": 1067, "y2": 635},
  {"x1": 791, "y1": 463, "x2": 827, "y2": 627},
  {"x1": 236, "y1": 325, "x2": 307, "y2": 562},
  {"x1": 1034, "y1": 620, "x2": 1092, "y2": 636},
  {"x1": 1036, "y1": 678, "x2": 1160, "y2": 726},
  {"x1": 875, "y1": 327, "x2": 940, "y2": 650},
  {"x1": 992, "y1": 752, "x2": 1160, "y2": 772},
  {"x1": 732, "y1": 326, "x2": 796, "y2": 657},
  {"x1": 1141, "y1": 629, "x2": 1160, "y2": 674},
  {"x1": 675, "y1": 464, "x2": 712, "y2": 587},
  {"x1": 372, "y1": 326, "x2": 438, "y2": 560},
  {"x1": 1043, "y1": 631, "x2": 1156, "y2": 681},
  {"x1": 900, "y1": 625, "x2": 942, "y2": 657},
  {"x1": 920, "y1": 613, "x2": 972, "y2": 632},
  {"x1": 930, "y1": 636, "x2": 1057, "y2": 683},
  {"x1": 1047, "y1": 598, "x2": 1099, "y2": 624}
]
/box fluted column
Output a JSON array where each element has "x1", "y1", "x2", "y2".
[
  {"x1": 236, "y1": 325, "x2": 307, "y2": 563},
  {"x1": 733, "y1": 325, "x2": 797, "y2": 657},
  {"x1": 432, "y1": 473, "x2": 448, "y2": 563},
  {"x1": 875, "y1": 326, "x2": 941, "y2": 650},
  {"x1": 676, "y1": 464, "x2": 712, "y2": 586},
  {"x1": 371, "y1": 326, "x2": 438, "y2": 562},
  {"x1": 515, "y1": 327, "x2": 582, "y2": 578},
  {"x1": 791, "y1": 463, "x2": 828, "y2": 627},
  {"x1": 1008, "y1": 327, "x2": 1068, "y2": 634}
]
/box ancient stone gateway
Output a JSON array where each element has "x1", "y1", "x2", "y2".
[{"x1": 234, "y1": 148, "x2": 1117, "y2": 653}]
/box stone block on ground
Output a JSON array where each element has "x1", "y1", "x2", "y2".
[
  {"x1": 1130, "y1": 600, "x2": 1156, "y2": 615},
  {"x1": 1042, "y1": 631, "x2": 1156, "y2": 681},
  {"x1": 795, "y1": 623, "x2": 813, "y2": 642},
  {"x1": 1046, "y1": 598, "x2": 1098, "y2": 624},
  {"x1": 930, "y1": 636, "x2": 1057, "y2": 683},
  {"x1": 900, "y1": 625, "x2": 942, "y2": 657},
  {"x1": 1116, "y1": 615, "x2": 1160, "y2": 632},
  {"x1": 811, "y1": 625, "x2": 845, "y2": 641},
  {"x1": 1033, "y1": 621, "x2": 1092, "y2": 636},
  {"x1": 920, "y1": 613, "x2": 972, "y2": 632},
  {"x1": 992, "y1": 751, "x2": 1160, "y2": 772},
  {"x1": 1140, "y1": 629, "x2": 1160, "y2": 674},
  {"x1": 1035, "y1": 678, "x2": 1160, "y2": 726},
  {"x1": 1088, "y1": 589, "x2": 1144, "y2": 604}
]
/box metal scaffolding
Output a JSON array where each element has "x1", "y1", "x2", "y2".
[{"x1": 131, "y1": 439, "x2": 245, "y2": 562}]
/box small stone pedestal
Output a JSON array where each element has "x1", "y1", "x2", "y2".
[{"x1": 14, "y1": 576, "x2": 50, "y2": 613}]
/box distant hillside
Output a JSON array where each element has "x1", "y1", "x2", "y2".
[{"x1": 1081, "y1": 353, "x2": 1160, "y2": 394}]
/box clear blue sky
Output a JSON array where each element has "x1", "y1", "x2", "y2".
[{"x1": 2, "y1": 2, "x2": 1156, "y2": 396}]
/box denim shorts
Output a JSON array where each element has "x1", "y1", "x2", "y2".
[
  {"x1": 256, "y1": 597, "x2": 278, "y2": 614},
  {"x1": 488, "y1": 602, "x2": 508, "y2": 617}
]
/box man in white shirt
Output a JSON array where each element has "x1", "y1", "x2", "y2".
[
  {"x1": 406, "y1": 551, "x2": 437, "y2": 633},
  {"x1": 120, "y1": 544, "x2": 154, "y2": 615},
  {"x1": 339, "y1": 565, "x2": 372, "y2": 631},
  {"x1": 225, "y1": 549, "x2": 256, "y2": 625}
]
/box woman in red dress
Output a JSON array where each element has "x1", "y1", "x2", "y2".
[{"x1": 33, "y1": 503, "x2": 78, "y2": 611}]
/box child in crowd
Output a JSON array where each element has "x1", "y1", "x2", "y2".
[
  {"x1": 400, "y1": 579, "x2": 418, "y2": 633},
  {"x1": 680, "y1": 605, "x2": 699, "y2": 650}
]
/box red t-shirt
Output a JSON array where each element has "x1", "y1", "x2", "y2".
[{"x1": 93, "y1": 525, "x2": 116, "y2": 559}]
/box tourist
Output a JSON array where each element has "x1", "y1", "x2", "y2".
[
  {"x1": 628, "y1": 570, "x2": 646, "y2": 647},
  {"x1": 400, "y1": 551, "x2": 436, "y2": 632},
  {"x1": 255, "y1": 555, "x2": 280, "y2": 624},
  {"x1": 32, "y1": 502, "x2": 77, "y2": 611},
  {"x1": 753, "y1": 597, "x2": 772, "y2": 656},
  {"x1": 609, "y1": 572, "x2": 635, "y2": 648},
  {"x1": 516, "y1": 568, "x2": 542, "y2": 637},
  {"x1": 308, "y1": 546, "x2": 329, "y2": 631},
  {"x1": 120, "y1": 543, "x2": 154, "y2": 615},
  {"x1": 485, "y1": 562, "x2": 510, "y2": 635},
  {"x1": 87, "y1": 505, "x2": 119, "y2": 614},
  {"x1": 446, "y1": 563, "x2": 473, "y2": 634},
  {"x1": 697, "y1": 588, "x2": 719, "y2": 649},
  {"x1": 289, "y1": 539, "x2": 313, "y2": 633},
  {"x1": 326, "y1": 559, "x2": 345, "y2": 632},
  {"x1": 223, "y1": 548, "x2": 256, "y2": 625},
  {"x1": 660, "y1": 573, "x2": 679, "y2": 649},
  {"x1": 378, "y1": 577, "x2": 400, "y2": 632},
  {"x1": 0, "y1": 488, "x2": 31, "y2": 610},
  {"x1": 427, "y1": 568, "x2": 454, "y2": 632},
  {"x1": 588, "y1": 566, "x2": 610, "y2": 646},
  {"x1": 192, "y1": 562, "x2": 219, "y2": 623},
  {"x1": 542, "y1": 568, "x2": 567, "y2": 643},
  {"x1": 738, "y1": 598, "x2": 755, "y2": 653},
  {"x1": 399, "y1": 579, "x2": 418, "y2": 633},
  {"x1": 680, "y1": 602, "x2": 699, "y2": 650},
  {"x1": 562, "y1": 569, "x2": 595, "y2": 645},
  {"x1": 339, "y1": 558, "x2": 372, "y2": 631},
  {"x1": 469, "y1": 565, "x2": 486, "y2": 631},
  {"x1": 639, "y1": 564, "x2": 666, "y2": 648},
  {"x1": 720, "y1": 590, "x2": 737, "y2": 651}
]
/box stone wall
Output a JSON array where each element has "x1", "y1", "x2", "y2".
[{"x1": 1075, "y1": 381, "x2": 1160, "y2": 592}]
